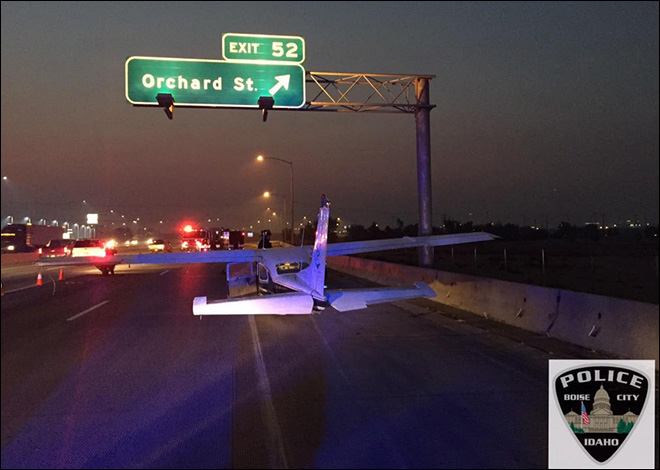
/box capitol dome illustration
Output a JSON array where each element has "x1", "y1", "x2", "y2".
[{"x1": 565, "y1": 385, "x2": 638, "y2": 433}]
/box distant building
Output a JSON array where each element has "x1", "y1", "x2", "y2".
[{"x1": 565, "y1": 385, "x2": 638, "y2": 433}]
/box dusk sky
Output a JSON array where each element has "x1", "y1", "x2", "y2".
[{"x1": 1, "y1": 1, "x2": 658, "y2": 232}]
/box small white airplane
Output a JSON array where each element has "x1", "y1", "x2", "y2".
[{"x1": 38, "y1": 196, "x2": 495, "y2": 315}]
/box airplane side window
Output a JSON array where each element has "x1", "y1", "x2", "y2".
[{"x1": 258, "y1": 263, "x2": 270, "y2": 283}]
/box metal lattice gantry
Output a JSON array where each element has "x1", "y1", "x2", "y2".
[{"x1": 303, "y1": 71, "x2": 436, "y2": 113}]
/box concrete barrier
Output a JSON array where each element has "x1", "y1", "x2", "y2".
[
  {"x1": 1, "y1": 253, "x2": 39, "y2": 266},
  {"x1": 328, "y1": 256, "x2": 659, "y2": 364}
]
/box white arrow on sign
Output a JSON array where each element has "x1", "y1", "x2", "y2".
[{"x1": 268, "y1": 75, "x2": 291, "y2": 96}]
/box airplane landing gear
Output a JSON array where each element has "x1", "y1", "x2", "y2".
[{"x1": 96, "y1": 265, "x2": 116, "y2": 276}]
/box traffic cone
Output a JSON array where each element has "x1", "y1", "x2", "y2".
[
  {"x1": 36, "y1": 273, "x2": 43, "y2": 286},
  {"x1": 58, "y1": 269, "x2": 64, "y2": 281}
]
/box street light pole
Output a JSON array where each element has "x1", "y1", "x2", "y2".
[{"x1": 257, "y1": 155, "x2": 294, "y2": 244}]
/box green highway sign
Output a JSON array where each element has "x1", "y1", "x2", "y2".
[
  {"x1": 125, "y1": 56, "x2": 306, "y2": 109},
  {"x1": 222, "y1": 33, "x2": 305, "y2": 64}
]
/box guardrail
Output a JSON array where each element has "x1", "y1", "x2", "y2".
[{"x1": 328, "y1": 256, "x2": 659, "y2": 365}]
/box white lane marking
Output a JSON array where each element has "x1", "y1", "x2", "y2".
[
  {"x1": 159, "y1": 270, "x2": 170, "y2": 276},
  {"x1": 248, "y1": 315, "x2": 288, "y2": 469},
  {"x1": 66, "y1": 300, "x2": 111, "y2": 322},
  {"x1": 3, "y1": 284, "x2": 41, "y2": 295}
]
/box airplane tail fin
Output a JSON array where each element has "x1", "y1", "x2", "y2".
[{"x1": 299, "y1": 195, "x2": 330, "y2": 300}]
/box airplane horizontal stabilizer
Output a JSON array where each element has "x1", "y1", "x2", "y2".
[
  {"x1": 193, "y1": 292, "x2": 314, "y2": 316},
  {"x1": 326, "y1": 282, "x2": 436, "y2": 312}
]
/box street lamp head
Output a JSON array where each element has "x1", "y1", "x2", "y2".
[
  {"x1": 263, "y1": 191, "x2": 271, "y2": 198},
  {"x1": 256, "y1": 155, "x2": 264, "y2": 162}
]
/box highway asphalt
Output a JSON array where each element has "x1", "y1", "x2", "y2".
[{"x1": 1, "y1": 262, "x2": 658, "y2": 468}]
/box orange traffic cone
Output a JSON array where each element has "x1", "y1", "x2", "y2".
[
  {"x1": 58, "y1": 269, "x2": 64, "y2": 281},
  {"x1": 36, "y1": 273, "x2": 43, "y2": 286}
]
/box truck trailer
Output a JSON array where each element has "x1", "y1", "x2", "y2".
[{"x1": 1, "y1": 224, "x2": 66, "y2": 253}]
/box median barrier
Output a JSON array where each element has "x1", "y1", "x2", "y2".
[
  {"x1": 548, "y1": 290, "x2": 658, "y2": 362},
  {"x1": 1, "y1": 253, "x2": 39, "y2": 266},
  {"x1": 327, "y1": 256, "x2": 659, "y2": 364}
]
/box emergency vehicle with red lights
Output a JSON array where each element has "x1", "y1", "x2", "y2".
[{"x1": 180, "y1": 225, "x2": 211, "y2": 252}]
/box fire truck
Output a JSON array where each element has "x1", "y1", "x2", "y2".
[
  {"x1": 179, "y1": 224, "x2": 245, "y2": 252},
  {"x1": 180, "y1": 225, "x2": 211, "y2": 252}
]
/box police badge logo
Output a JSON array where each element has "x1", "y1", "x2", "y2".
[{"x1": 549, "y1": 360, "x2": 655, "y2": 468}]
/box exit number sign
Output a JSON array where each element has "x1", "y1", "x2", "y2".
[{"x1": 222, "y1": 33, "x2": 305, "y2": 64}]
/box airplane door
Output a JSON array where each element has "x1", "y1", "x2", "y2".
[{"x1": 226, "y1": 262, "x2": 257, "y2": 298}]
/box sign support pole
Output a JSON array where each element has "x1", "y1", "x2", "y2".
[{"x1": 415, "y1": 77, "x2": 433, "y2": 267}]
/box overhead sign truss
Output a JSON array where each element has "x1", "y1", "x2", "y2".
[{"x1": 302, "y1": 72, "x2": 436, "y2": 114}]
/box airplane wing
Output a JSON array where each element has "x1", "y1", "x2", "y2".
[
  {"x1": 36, "y1": 233, "x2": 494, "y2": 268},
  {"x1": 326, "y1": 232, "x2": 496, "y2": 256},
  {"x1": 127, "y1": 232, "x2": 495, "y2": 263},
  {"x1": 124, "y1": 246, "x2": 303, "y2": 265},
  {"x1": 35, "y1": 246, "x2": 308, "y2": 267}
]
